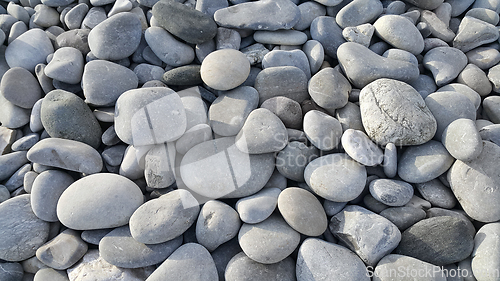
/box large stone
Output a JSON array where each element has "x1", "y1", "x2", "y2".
[
  {"x1": 5, "y1": 29, "x2": 53, "y2": 71},
  {"x1": 129, "y1": 189, "x2": 199, "y2": 244},
  {"x1": 56, "y1": 173, "x2": 144, "y2": 230},
  {"x1": 423, "y1": 47, "x2": 468, "y2": 87},
  {"x1": 0, "y1": 195, "x2": 50, "y2": 262},
  {"x1": 471, "y1": 223, "x2": 500, "y2": 281},
  {"x1": 448, "y1": 141, "x2": 500, "y2": 222},
  {"x1": 395, "y1": 216, "x2": 475, "y2": 266},
  {"x1": 254, "y1": 66, "x2": 309, "y2": 104},
  {"x1": 0, "y1": 67, "x2": 42, "y2": 109},
  {"x1": 303, "y1": 110, "x2": 342, "y2": 151},
  {"x1": 372, "y1": 254, "x2": 447, "y2": 281},
  {"x1": 310, "y1": 16, "x2": 345, "y2": 58},
  {"x1": 308, "y1": 67, "x2": 350, "y2": 110},
  {"x1": 144, "y1": 27, "x2": 195, "y2": 67},
  {"x1": 41, "y1": 90, "x2": 102, "y2": 148},
  {"x1": 373, "y1": 15, "x2": 424, "y2": 55},
  {"x1": 180, "y1": 137, "x2": 275, "y2": 199},
  {"x1": 336, "y1": 0, "x2": 383, "y2": 28},
  {"x1": 330, "y1": 205, "x2": 401, "y2": 266},
  {"x1": 36, "y1": 229, "x2": 88, "y2": 270},
  {"x1": 196, "y1": 200, "x2": 241, "y2": 251},
  {"x1": 44, "y1": 47, "x2": 84, "y2": 85},
  {"x1": 453, "y1": 16, "x2": 499, "y2": 53},
  {"x1": 200, "y1": 49, "x2": 250, "y2": 91},
  {"x1": 442, "y1": 118, "x2": 483, "y2": 162},
  {"x1": 359, "y1": 78, "x2": 437, "y2": 146},
  {"x1": 31, "y1": 170, "x2": 74, "y2": 222},
  {"x1": 225, "y1": 252, "x2": 295, "y2": 281}
]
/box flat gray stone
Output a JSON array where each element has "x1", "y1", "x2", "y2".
[
  {"x1": 360, "y1": 78, "x2": 437, "y2": 146},
  {"x1": 27, "y1": 138, "x2": 103, "y2": 174},
  {"x1": 114, "y1": 87, "x2": 187, "y2": 146},
  {"x1": 225, "y1": 252, "x2": 295, "y2": 281},
  {"x1": 369, "y1": 179, "x2": 414, "y2": 207},
  {"x1": 0, "y1": 194, "x2": 50, "y2": 262},
  {"x1": 214, "y1": 0, "x2": 300, "y2": 31},
  {"x1": 472, "y1": 223, "x2": 500, "y2": 281},
  {"x1": 36, "y1": 229, "x2": 88, "y2": 270},
  {"x1": 0, "y1": 151, "x2": 28, "y2": 181},
  {"x1": 82, "y1": 60, "x2": 138, "y2": 106},
  {"x1": 129, "y1": 189, "x2": 199, "y2": 244},
  {"x1": 415, "y1": 179, "x2": 456, "y2": 209},
  {"x1": 175, "y1": 124, "x2": 213, "y2": 155},
  {"x1": 448, "y1": 141, "x2": 500, "y2": 222},
  {"x1": 162, "y1": 65, "x2": 202, "y2": 86},
  {"x1": 304, "y1": 153, "x2": 367, "y2": 202},
  {"x1": 442, "y1": 118, "x2": 483, "y2": 162},
  {"x1": 180, "y1": 137, "x2": 275, "y2": 199},
  {"x1": 488, "y1": 64, "x2": 500, "y2": 93},
  {"x1": 303, "y1": 110, "x2": 342, "y2": 151},
  {"x1": 420, "y1": 10, "x2": 456, "y2": 43},
  {"x1": 201, "y1": 49, "x2": 250, "y2": 91},
  {"x1": 379, "y1": 206, "x2": 427, "y2": 231},
  {"x1": 254, "y1": 66, "x2": 309, "y2": 104},
  {"x1": 302, "y1": 40, "x2": 324, "y2": 74},
  {"x1": 34, "y1": 268, "x2": 69, "y2": 281},
  {"x1": 336, "y1": 0, "x2": 383, "y2": 29},
  {"x1": 55, "y1": 29, "x2": 91, "y2": 56},
  {"x1": 145, "y1": 243, "x2": 218, "y2": 281},
  {"x1": 395, "y1": 216, "x2": 475, "y2": 266},
  {"x1": 196, "y1": 200, "x2": 241, "y2": 251},
  {"x1": 41, "y1": 89, "x2": 102, "y2": 148},
  {"x1": 0, "y1": 67, "x2": 42, "y2": 109},
  {"x1": 144, "y1": 26, "x2": 194, "y2": 67},
  {"x1": 457, "y1": 63, "x2": 492, "y2": 96},
  {"x1": 276, "y1": 141, "x2": 319, "y2": 182},
  {"x1": 338, "y1": 42, "x2": 419, "y2": 88},
  {"x1": 483, "y1": 95, "x2": 500, "y2": 123},
  {"x1": 262, "y1": 49, "x2": 311, "y2": 79},
  {"x1": 453, "y1": 16, "x2": 499, "y2": 53},
  {"x1": 57, "y1": 173, "x2": 144, "y2": 230},
  {"x1": 100, "y1": 226, "x2": 182, "y2": 268},
  {"x1": 5, "y1": 29, "x2": 53, "y2": 72},
  {"x1": 0, "y1": 262, "x2": 24, "y2": 281},
  {"x1": 373, "y1": 15, "x2": 424, "y2": 55},
  {"x1": 0, "y1": 91, "x2": 31, "y2": 129},
  {"x1": 330, "y1": 205, "x2": 401, "y2": 266},
  {"x1": 235, "y1": 187, "x2": 280, "y2": 224},
  {"x1": 467, "y1": 45, "x2": 500, "y2": 70},
  {"x1": 342, "y1": 129, "x2": 383, "y2": 166},
  {"x1": 88, "y1": 12, "x2": 142, "y2": 61},
  {"x1": 423, "y1": 47, "x2": 467, "y2": 87},
  {"x1": 308, "y1": 67, "x2": 350, "y2": 110},
  {"x1": 437, "y1": 83, "x2": 481, "y2": 109},
  {"x1": 373, "y1": 254, "x2": 447, "y2": 281},
  {"x1": 238, "y1": 214, "x2": 300, "y2": 264},
  {"x1": 11, "y1": 133, "x2": 39, "y2": 152},
  {"x1": 336, "y1": 102, "x2": 364, "y2": 132},
  {"x1": 31, "y1": 170, "x2": 74, "y2": 222},
  {"x1": 310, "y1": 16, "x2": 345, "y2": 58},
  {"x1": 294, "y1": 1, "x2": 326, "y2": 30},
  {"x1": 235, "y1": 108, "x2": 288, "y2": 154},
  {"x1": 209, "y1": 86, "x2": 258, "y2": 136},
  {"x1": 260, "y1": 96, "x2": 302, "y2": 130}
]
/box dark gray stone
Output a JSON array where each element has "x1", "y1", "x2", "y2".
[
  {"x1": 211, "y1": 238, "x2": 241, "y2": 281},
  {"x1": 254, "y1": 66, "x2": 309, "y2": 104},
  {"x1": 152, "y1": 0, "x2": 217, "y2": 44},
  {"x1": 162, "y1": 65, "x2": 202, "y2": 86},
  {"x1": 379, "y1": 206, "x2": 427, "y2": 231},
  {"x1": 294, "y1": 1, "x2": 326, "y2": 31},
  {"x1": 395, "y1": 216, "x2": 475, "y2": 266},
  {"x1": 336, "y1": 0, "x2": 383, "y2": 29},
  {"x1": 308, "y1": 67, "x2": 350, "y2": 110},
  {"x1": 11, "y1": 134, "x2": 39, "y2": 152},
  {"x1": 225, "y1": 252, "x2": 295, "y2": 281},
  {"x1": 423, "y1": 46, "x2": 468, "y2": 87},
  {"x1": 369, "y1": 179, "x2": 414, "y2": 207},
  {"x1": 310, "y1": 16, "x2": 345, "y2": 58},
  {"x1": 415, "y1": 179, "x2": 456, "y2": 209},
  {"x1": 0, "y1": 67, "x2": 42, "y2": 109},
  {"x1": 260, "y1": 96, "x2": 302, "y2": 130},
  {"x1": 262, "y1": 49, "x2": 311, "y2": 79},
  {"x1": 55, "y1": 29, "x2": 91, "y2": 56},
  {"x1": 0, "y1": 262, "x2": 23, "y2": 281},
  {"x1": 276, "y1": 141, "x2": 318, "y2": 182},
  {"x1": 0, "y1": 195, "x2": 50, "y2": 262},
  {"x1": 80, "y1": 229, "x2": 112, "y2": 245},
  {"x1": 31, "y1": 170, "x2": 74, "y2": 222},
  {"x1": 41, "y1": 90, "x2": 101, "y2": 148}
]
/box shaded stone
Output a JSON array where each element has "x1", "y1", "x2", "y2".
[
  {"x1": 442, "y1": 118, "x2": 483, "y2": 162},
  {"x1": 308, "y1": 67, "x2": 350, "y2": 110},
  {"x1": 36, "y1": 229, "x2": 88, "y2": 270},
  {"x1": 369, "y1": 179, "x2": 414, "y2": 207},
  {"x1": 0, "y1": 67, "x2": 42, "y2": 109},
  {"x1": 55, "y1": 29, "x2": 91, "y2": 56},
  {"x1": 276, "y1": 141, "x2": 318, "y2": 182},
  {"x1": 303, "y1": 110, "x2": 342, "y2": 151},
  {"x1": 225, "y1": 252, "x2": 295, "y2": 281},
  {"x1": 162, "y1": 65, "x2": 202, "y2": 86},
  {"x1": 310, "y1": 16, "x2": 345, "y2": 58},
  {"x1": 379, "y1": 206, "x2": 427, "y2": 231},
  {"x1": 423, "y1": 47, "x2": 467, "y2": 87},
  {"x1": 196, "y1": 200, "x2": 241, "y2": 251},
  {"x1": 235, "y1": 187, "x2": 280, "y2": 224},
  {"x1": 453, "y1": 16, "x2": 499, "y2": 53},
  {"x1": 254, "y1": 66, "x2": 309, "y2": 104},
  {"x1": 373, "y1": 254, "x2": 447, "y2": 281},
  {"x1": 471, "y1": 223, "x2": 500, "y2": 281},
  {"x1": 260, "y1": 96, "x2": 302, "y2": 130},
  {"x1": 415, "y1": 179, "x2": 456, "y2": 209},
  {"x1": 336, "y1": 0, "x2": 383, "y2": 29},
  {"x1": 373, "y1": 15, "x2": 424, "y2": 55},
  {"x1": 31, "y1": 170, "x2": 74, "y2": 222},
  {"x1": 5, "y1": 29, "x2": 53, "y2": 71}
]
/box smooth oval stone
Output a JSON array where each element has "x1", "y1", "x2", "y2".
[
  {"x1": 88, "y1": 12, "x2": 142, "y2": 60},
  {"x1": 0, "y1": 151, "x2": 28, "y2": 182},
  {"x1": 3, "y1": 163, "x2": 30, "y2": 192},
  {"x1": 209, "y1": 86, "x2": 259, "y2": 136},
  {"x1": 129, "y1": 189, "x2": 199, "y2": 244},
  {"x1": 0, "y1": 262, "x2": 24, "y2": 281},
  {"x1": 398, "y1": 140, "x2": 454, "y2": 184},
  {"x1": 41, "y1": 90, "x2": 102, "y2": 148},
  {"x1": 34, "y1": 268, "x2": 69, "y2": 281},
  {"x1": 467, "y1": 45, "x2": 500, "y2": 70},
  {"x1": 33, "y1": 5, "x2": 60, "y2": 28},
  {"x1": 82, "y1": 60, "x2": 138, "y2": 106},
  {"x1": 414, "y1": 179, "x2": 456, "y2": 209},
  {"x1": 336, "y1": 0, "x2": 383, "y2": 29},
  {"x1": 302, "y1": 40, "x2": 324, "y2": 75},
  {"x1": 214, "y1": 0, "x2": 300, "y2": 31},
  {"x1": 57, "y1": 173, "x2": 143, "y2": 230},
  {"x1": 425, "y1": 91, "x2": 476, "y2": 140},
  {"x1": 395, "y1": 216, "x2": 475, "y2": 266},
  {"x1": 360, "y1": 78, "x2": 437, "y2": 146},
  {"x1": 453, "y1": 16, "x2": 499, "y2": 53},
  {"x1": 488, "y1": 64, "x2": 500, "y2": 94},
  {"x1": 262, "y1": 49, "x2": 311, "y2": 79},
  {"x1": 196, "y1": 200, "x2": 241, "y2": 251},
  {"x1": 44, "y1": 47, "x2": 83, "y2": 84},
  {"x1": 294, "y1": 2, "x2": 326, "y2": 31},
  {"x1": 483, "y1": 95, "x2": 500, "y2": 123},
  {"x1": 145, "y1": 243, "x2": 218, "y2": 281},
  {"x1": 31, "y1": 170, "x2": 74, "y2": 222},
  {"x1": 457, "y1": 63, "x2": 492, "y2": 96},
  {"x1": 337, "y1": 42, "x2": 419, "y2": 88},
  {"x1": 0, "y1": 91, "x2": 31, "y2": 129},
  {"x1": 181, "y1": 137, "x2": 275, "y2": 199},
  {"x1": 369, "y1": 179, "x2": 414, "y2": 207},
  {"x1": 448, "y1": 141, "x2": 500, "y2": 222},
  {"x1": 0, "y1": 67, "x2": 42, "y2": 109},
  {"x1": 373, "y1": 254, "x2": 447, "y2": 281},
  {"x1": 36, "y1": 229, "x2": 88, "y2": 270},
  {"x1": 11, "y1": 133, "x2": 39, "y2": 152},
  {"x1": 201, "y1": 49, "x2": 250, "y2": 91},
  {"x1": 437, "y1": 83, "x2": 481, "y2": 109},
  {"x1": 278, "y1": 187, "x2": 327, "y2": 236},
  {"x1": 308, "y1": 67, "x2": 350, "y2": 110},
  {"x1": 162, "y1": 65, "x2": 201, "y2": 86},
  {"x1": 238, "y1": 214, "x2": 300, "y2": 264},
  {"x1": 152, "y1": 0, "x2": 217, "y2": 44},
  {"x1": 27, "y1": 138, "x2": 103, "y2": 174},
  {"x1": 330, "y1": 205, "x2": 401, "y2": 266},
  {"x1": 466, "y1": 7, "x2": 499, "y2": 25},
  {"x1": 115, "y1": 87, "x2": 187, "y2": 146},
  {"x1": 119, "y1": 144, "x2": 145, "y2": 180},
  {"x1": 420, "y1": 10, "x2": 456, "y2": 43},
  {"x1": 225, "y1": 252, "x2": 295, "y2": 281},
  {"x1": 304, "y1": 153, "x2": 367, "y2": 202},
  {"x1": 276, "y1": 141, "x2": 319, "y2": 182},
  {"x1": 175, "y1": 124, "x2": 212, "y2": 155},
  {"x1": 0, "y1": 195, "x2": 50, "y2": 262},
  {"x1": 260, "y1": 96, "x2": 302, "y2": 130},
  {"x1": 5, "y1": 29, "x2": 53, "y2": 71},
  {"x1": 472, "y1": 223, "x2": 500, "y2": 281},
  {"x1": 342, "y1": 129, "x2": 383, "y2": 166},
  {"x1": 297, "y1": 238, "x2": 370, "y2": 281},
  {"x1": 310, "y1": 16, "x2": 345, "y2": 58},
  {"x1": 235, "y1": 187, "x2": 280, "y2": 224},
  {"x1": 254, "y1": 66, "x2": 309, "y2": 104},
  {"x1": 235, "y1": 108, "x2": 287, "y2": 154},
  {"x1": 303, "y1": 110, "x2": 342, "y2": 151},
  {"x1": 373, "y1": 15, "x2": 424, "y2": 55},
  {"x1": 254, "y1": 30, "x2": 307, "y2": 46},
  {"x1": 442, "y1": 118, "x2": 482, "y2": 162},
  {"x1": 144, "y1": 26, "x2": 194, "y2": 67},
  {"x1": 100, "y1": 226, "x2": 182, "y2": 268},
  {"x1": 67, "y1": 250, "x2": 154, "y2": 281},
  {"x1": 423, "y1": 46, "x2": 467, "y2": 87},
  {"x1": 379, "y1": 206, "x2": 427, "y2": 231}
]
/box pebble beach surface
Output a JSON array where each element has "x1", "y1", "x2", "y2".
[{"x1": 1, "y1": 0, "x2": 500, "y2": 280}]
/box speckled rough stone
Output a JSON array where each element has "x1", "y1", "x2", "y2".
[
  {"x1": 225, "y1": 252, "x2": 295, "y2": 281},
  {"x1": 36, "y1": 229, "x2": 88, "y2": 270}
]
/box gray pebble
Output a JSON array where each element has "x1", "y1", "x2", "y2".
[
  {"x1": 373, "y1": 254, "x2": 447, "y2": 281},
  {"x1": 447, "y1": 0, "x2": 474, "y2": 16},
  {"x1": 196, "y1": 200, "x2": 241, "y2": 251},
  {"x1": 415, "y1": 179, "x2": 456, "y2": 209},
  {"x1": 175, "y1": 124, "x2": 212, "y2": 155},
  {"x1": 302, "y1": 40, "x2": 324, "y2": 75},
  {"x1": 294, "y1": 1, "x2": 326, "y2": 31},
  {"x1": 144, "y1": 26, "x2": 194, "y2": 67},
  {"x1": 4, "y1": 163, "x2": 31, "y2": 192},
  {"x1": 225, "y1": 252, "x2": 295, "y2": 281},
  {"x1": 437, "y1": 83, "x2": 481, "y2": 109},
  {"x1": 310, "y1": 16, "x2": 345, "y2": 58},
  {"x1": 80, "y1": 229, "x2": 112, "y2": 245},
  {"x1": 64, "y1": 3, "x2": 88, "y2": 30},
  {"x1": 0, "y1": 67, "x2": 42, "y2": 109},
  {"x1": 133, "y1": 63, "x2": 164, "y2": 84},
  {"x1": 33, "y1": 268, "x2": 68, "y2": 281},
  {"x1": 303, "y1": 110, "x2": 342, "y2": 151},
  {"x1": 373, "y1": 15, "x2": 424, "y2": 55},
  {"x1": 262, "y1": 49, "x2": 311, "y2": 79},
  {"x1": 201, "y1": 49, "x2": 250, "y2": 91},
  {"x1": 369, "y1": 179, "x2": 414, "y2": 206},
  {"x1": 342, "y1": 23, "x2": 374, "y2": 47},
  {"x1": 330, "y1": 205, "x2": 401, "y2": 265},
  {"x1": 453, "y1": 16, "x2": 499, "y2": 53},
  {"x1": 5, "y1": 28, "x2": 53, "y2": 72},
  {"x1": 100, "y1": 226, "x2": 182, "y2": 268},
  {"x1": 7, "y1": 21, "x2": 27, "y2": 45},
  {"x1": 379, "y1": 206, "x2": 427, "y2": 231},
  {"x1": 55, "y1": 29, "x2": 91, "y2": 56},
  {"x1": 423, "y1": 46, "x2": 468, "y2": 86},
  {"x1": 11, "y1": 133, "x2": 39, "y2": 151},
  {"x1": 465, "y1": 7, "x2": 499, "y2": 25},
  {"x1": 442, "y1": 118, "x2": 483, "y2": 162},
  {"x1": 260, "y1": 96, "x2": 302, "y2": 130},
  {"x1": 7, "y1": 2, "x2": 30, "y2": 25},
  {"x1": 235, "y1": 108, "x2": 287, "y2": 154},
  {"x1": 467, "y1": 46, "x2": 500, "y2": 70},
  {"x1": 398, "y1": 140, "x2": 455, "y2": 184},
  {"x1": 404, "y1": 0, "x2": 444, "y2": 9},
  {"x1": 235, "y1": 187, "x2": 280, "y2": 224},
  {"x1": 0, "y1": 151, "x2": 28, "y2": 182},
  {"x1": 36, "y1": 229, "x2": 88, "y2": 270},
  {"x1": 457, "y1": 63, "x2": 492, "y2": 96},
  {"x1": 0, "y1": 185, "x2": 10, "y2": 203},
  {"x1": 254, "y1": 30, "x2": 307, "y2": 46},
  {"x1": 308, "y1": 67, "x2": 350, "y2": 110},
  {"x1": 81, "y1": 7, "x2": 106, "y2": 29},
  {"x1": 383, "y1": 143, "x2": 397, "y2": 178},
  {"x1": 0, "y1": 262, "x2": 24, "y2": 281},
  {"x1": 254, "y1": 66, "x2": 309, "y2": 104},
  {"x1": 44, "y1": 47, "x2": 84, "y2": 84},
  {"x1": 276, "y1": 141, "x2": 318, "y2": 182},
  {"x1": 342, "y1": 129, "x2": 383, "y2": 166},
  {"x1": 483, "y1": 95, "x2": 500, "y2": 123},
  {"x1": 420, "y1": 10, "x2": 455, "y2": 42},
  {"x1": 144, "y1": 142, "x2": 176, "y2": 189},
  {"x1": 336, "y1": 102, "x2": 364, "y2": 132},
  {"x1": 31, "y1": 170, "x2": 73, "y2": 222},
  {"x1": 336, "y1": 0, "x2": 383, "y2": 29},
  {"x1": 34, "y1": 64, "x2": 54, "y2": 95},
  {"x1": 304, "y1": 153, "x2": 367, "y2": 202},
  {"x1": 471, "y1": 223, "x2": 500, "y2": 281}
]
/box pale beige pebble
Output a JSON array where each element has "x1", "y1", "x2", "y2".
[{"x1": 200, "y1": 49, "x2": 250, "y2": 91}]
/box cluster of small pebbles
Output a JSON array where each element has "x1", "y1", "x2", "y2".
[{"x1": 1, "y1": 0, "x2": 500, "y2": 280}]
